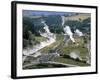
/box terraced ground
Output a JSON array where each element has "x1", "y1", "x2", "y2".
[
  {"x1": 25, "y1": 34, "x2": 90, "y2": 67},
  {"x1": 23, "y1": 30, "x2": 90, "y2": 69},
  {"x1": 39, "y1": 34, "x2": 64, "y2": 53}
]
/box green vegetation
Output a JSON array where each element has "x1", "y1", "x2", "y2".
[
  {"x1": 23, "y1": 56, "x2": 36, "y2": 65},
  {"x1": 35, "y1": 36, "x2": 46, "y2": 42},
  {"x1": 65, "y1": 13, "x2": 90, "y2": 21},
  {"x1": 23, "y1": 63, "x2": 67, "y2": 69},
  {"x1": 36, "y1": 33, "x2": 89, "y2": 66},
  {"x1": 39, "y1": 34, "x2": 64, "y2": 53},
  {"x1": 53, "y1": 56, "x2": 89, "y2": 66}
]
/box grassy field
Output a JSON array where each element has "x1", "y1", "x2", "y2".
[
  {"x1": 39, "y1": 34, "x2": 88, "y2": 55},
  {"x1": 39, "y1": 34, "x2": 64, "y2": 53},
  {"x1": 59, "y1": 37, "x2": 88, "y2": 58},
  {"x1": 37, "y1": 34, "x2": 89, "y2": 66},
  {"x1": 35, "y1": 36, "x2": 46, "y2": 42},
  {"x1": 23, "y1": 33, "x2": 90, "y2": 68},
  {"x1": 53, "y1": 56, "x2": 89, "y2": 66},
  {"x1": 65, "y1": 13, "x2": 90, "y2": 21}
]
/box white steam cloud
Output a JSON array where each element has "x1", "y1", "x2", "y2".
[
  {"x1": 64, "y1": 26, "x2": 75, "y2": 43},
  {"x1": 23, "y1": 20, "x2": 56, "y2": 56},
  {"x1": 75, "y1": 29, "x2": 83, "y2": 37},
  {"x1": 61, "y1": 16, "x2": 65, "y2": 27}
]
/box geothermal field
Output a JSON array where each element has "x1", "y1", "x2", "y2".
[{"x1": 22, "y1": 11, "x2": 91, "y2": 69}]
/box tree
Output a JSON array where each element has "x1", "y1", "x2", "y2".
[{"x1": 23, "y1": 39, "x2": 29, "y2": 48}]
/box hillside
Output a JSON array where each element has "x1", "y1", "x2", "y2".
[{"x1": 65, "y1": 13, "x2": 90, "y2": 21}]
